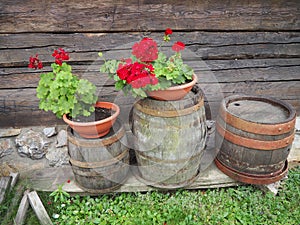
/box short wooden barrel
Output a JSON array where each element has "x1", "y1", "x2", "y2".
[
  {"x1": 132, "y1": 85, "x2": 207, "y2": 188},
  {"x1": 215, "y1": 95, "x2": 296, "y2": 185},
  {"x1": 67, "y1": 119, "x2": 129, "y2": 193}
]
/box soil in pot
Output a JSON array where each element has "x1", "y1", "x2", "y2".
[{"x1": 67, "y1": 107, "x2": 116, "y2": 123}]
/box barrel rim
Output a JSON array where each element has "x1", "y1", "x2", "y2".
[
  {"x1": 131, "y1": 166, "x2": 201, "y2": 189},
  {"x1": 135, "y1": 148, "x2": 204, "y2": 163},
  {"x1": 74, "y1": 174, "x2": 129, "y2": 194},
  {"x1": 134, "y1": 98, "x2": 204, "y2": 117},
  {"x1": 69, "y1": 148, "x2": 129, "y2": 169},
  {"x1": 214, "y1": 158, "x2": 288, "y2": 185},
  {"x1": 133, "y1": 84, "x2": 204, "y2": 118},
  {"x1": 219, "y1": 95, "x2": 296, "y2": 135},
  {"x1": 67, "y1": 119, "x2": 125, "y2": 147},
  {"x1": 216, "y1": 122, "x2": 295, "y2": 150}
]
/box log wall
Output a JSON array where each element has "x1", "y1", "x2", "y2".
[{"x1": 0, "y1": 0, "x2": 299, "y2": 127}]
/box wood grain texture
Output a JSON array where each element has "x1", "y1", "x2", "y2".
[
  {"x1": 1, "y1": 0, "x2": 299, "y2": 33},
  {"x1": 0, "y1": 176, "x2": 11, "y2": 204},
  {"x1": 0, "y1": 1, "x2": 299, "y2": 127},
  {"x1": 14, "y1": 190, "x2": 30, "y2": 225},
  {"x1": 27, "y1": 191, "x2": 53, "y2": 225}
]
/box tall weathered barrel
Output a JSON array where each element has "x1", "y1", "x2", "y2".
[
  {"x1": 67, "y1": 119, "x2": 129, "y2": 193},
  {"x1": 215, "y1": 95, "x2": 296, "y2": 185},
  {"x1": 132, "y1": 85, "x2": 207, "y2": 188}
]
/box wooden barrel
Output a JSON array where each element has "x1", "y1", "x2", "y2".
[
  {"x1": 132, "y1": 85, "x2": 207, "y2": 188},
  {"x1": 67, "y1": 119, "x2": 129, "y2": 193},
  {"x1": 215, "y1": 95, "x2": 296, "y2": 185}
]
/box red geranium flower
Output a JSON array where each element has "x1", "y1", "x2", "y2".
[
  {"x1": 117, "y1": 62, "x2": 158, "y2": 88},
  {"x1": 165, "y1": 28, "x2": 173, "y2": 36},
  {"x1": 172, "y1": 41, "x2": 185, "y2": 52},
  {"x1": 132, "y1": 38, "x2": 158, "y2": 62},
  {"x1": 52, "y1": 48, "x2": 69, "y2": 66},
  {"x1": 28, "y1": 54, "x2": 43, "y2": 69}
]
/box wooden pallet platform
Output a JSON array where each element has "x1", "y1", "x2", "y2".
[
  {"x1": 28, "y1": 158, "x2": 240, "y2": 194},
  {"x1": 28, "y1": 131, "x2": 300, "y2": 194}
]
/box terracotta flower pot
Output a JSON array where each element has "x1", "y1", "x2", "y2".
[
  {"x1": 63, "y1": 101, "x2": 120, "y2": 139},
  {"x1": 146, "y1": 74, "x2": 198, "y2": 101}
]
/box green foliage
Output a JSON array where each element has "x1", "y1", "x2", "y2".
[
  {"x1": 36, "y1": 62, "x2": 97, "y2": 118},
  {"x1": 153, "y1": 52, "x2": 194, "y2": 85},
  {"x1": 49, "y1": 183, "x2": 70, "y2": 203},
  {"x1": 40, "y1": 166, "x2": 300, "y2": 225},
  {"x1": 1, "y1": 167, "x2": 298, "y2": 224}
]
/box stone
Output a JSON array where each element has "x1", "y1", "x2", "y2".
[
  {"x1": 15, "y1": 129, "x2": 50, "y2": 160},
  {"x1": 0, "y1": 128, "x2": 21, "y2": 138},
  {"x1": 56, "y1": 130, "x2": 67, "y2": 147},
  {"x1": 295, "y1": 117, "x2": 300, "y2": 133},
  {"x1": 256, "y1": 180, "x2": 283, "y2": 196},
  {"x1": 43, "y1": 127, "x2": 57, "y2": 137},
  {"x1": 0, "y1": 139, "x2": 13, "y2": 158},
  {"x1": 45, "y1": 146, "x2": 70, "y2": 167}
]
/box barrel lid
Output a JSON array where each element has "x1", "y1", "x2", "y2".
[
  {"x1": 219, "y1": 95, "x2": 296, "y2": 135},
  {"x1": 222, "y1": 95, "x2": 296, "y2": 123}
]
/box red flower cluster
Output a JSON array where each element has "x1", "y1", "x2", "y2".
[
  {"x1": 52, "y1": 48, "x2": 69, "y2": 66},
  {"x1": 28, "y1": 54, "x2": 43, "y2": 69},
  {"x1": 165, "y1": 28, "x2": 173, "y2": 36},
  {"x1": 132, "y1": 38, "x2": 158, "y2": 62},
  {"x1": 117, "y1": 61, "x2": 158, "y2": 88},
  {"x1": 172, "y1": 41, "x2": 185, "y2": 52}
]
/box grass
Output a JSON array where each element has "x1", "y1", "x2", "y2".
[{"x1": 1, "y1": 166, "x2": 299, "y2": 225}]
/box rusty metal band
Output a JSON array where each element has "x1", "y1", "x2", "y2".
[
  {"x1": 67, "y1": 126, "x2": 125, "y2": 148},
  {"x1": 134, "y1": 99, "x2": 204, "y2": 118},
  {"x1": 69, "y1": 148, "x2": 129, "y2": 169},
  {"x1": 219, "y1": 105, "x2": 296, "y2": 135},
  {"x1": 216, "y1": 122, "x2": 295, "y2": 150}
]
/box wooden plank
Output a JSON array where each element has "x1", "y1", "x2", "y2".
[
  {"x1": 14, "y1": 189, "x2": 30, "y2": 225},
  {"x1": 27, "y1": 191, "x2": 53, "y2": 225},
  {"x1": 28, "y1": 160, "x2": 240, "y2": 193},
  {"x1": 0, "y1": 176, "x2": 11, "y2": 204},
  {"x1": 1, "y1": 57, "x2": 300, "y2": 78},
  {"x1": 1, "y1": 31, "x2": 299, "y2": 51},
  {"x1": 288, "y1": 133, "x2": 300, "y2": 168},
  {"x1": 0, "y1": 79, "x2": 299, "y2": 127},
  {"x1": 1, "y1": 31, "x2": 299, "y2": 67},
  {"x1": 205, "y1": 58, "x2": 300, "y2": 70},
  {"x1": 0, "y1": 0, "x2": 299, "y2": 33},
  {"x1": 1, "y1": 62, "x2": 300, "y2": 89},
  {"x1": 9, "y1": 172, "x2": 19, "y2": 191}
]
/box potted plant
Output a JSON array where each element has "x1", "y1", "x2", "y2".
[
  {"x1": 28, "y1": 48, "x2": 120, "y2": 138},
  {"x1": 99, "y1": 28, "x2": 197, "y2": 101}
]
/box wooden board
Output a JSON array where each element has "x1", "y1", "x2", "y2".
[
  {"x1": 27, "y1": 191, "x2": 53, "y2": 225},
  {"x1": 28, "y1": 159, "x2": 240, "y2": 194},
  {"x1": 0, "y1": 79, "x2": 299, "y2": 126},
  {"x1": 26, "y1": 129, "x2": 300, "y2": 194},
  {"x1": 0, "y1": 1, "x2": 299, "y2": 127},
  {"x1": 14, "y1": 190, "x2": 30, "y2": 225},
  {"x1": 0, "y1": 176, "x2": 11, "y2": 204},
  {"x1": 0, "y1": 0, "x2": 299, "y2": 33}
]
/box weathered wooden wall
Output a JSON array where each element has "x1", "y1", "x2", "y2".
[{"x1": 0, "y1": 0, "x2": 299, "y2": 127}]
